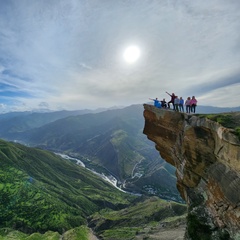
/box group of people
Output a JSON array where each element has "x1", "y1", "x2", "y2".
[{"x1": 149, "y1": 92, "x2": 198, "y2": 113}]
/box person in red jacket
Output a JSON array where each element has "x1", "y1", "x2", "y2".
[{"x1": 166, "y1": 91, "x2": 176, "y2": 109}]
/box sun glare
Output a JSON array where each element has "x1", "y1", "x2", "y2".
[{"x1": 123, "y1": 45, "x2": 141, "y2": 64}]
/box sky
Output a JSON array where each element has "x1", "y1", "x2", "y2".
[{"x1": 0, "y1": 0, "x2": 240, "y2": 112}]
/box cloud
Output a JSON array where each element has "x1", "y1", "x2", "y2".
[
  {"x1": 0, "y1": 65, "x2": 5, "y2": 73},
  {"x1": 0, "y1": 0, "x2": 239, "y2": 111},
  {"x1": 183, "y1": 67, "x2": 240, "y2": 96},
  {"x1": 38, "y1": 102, "x2": 49, "y2": 108},
  {"x1": 0, "y1": 103, "x2": 6, "y2": 108},
  {"x1": 198, "y1": 82, "x2": 240, "y2": 107},
  {"x1": 79, "y1": 63, "x2": 92, "y2": 70}
]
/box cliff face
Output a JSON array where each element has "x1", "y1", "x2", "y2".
[{"x1": 143, "y1": 104, "x2": 240, "y2": 240}]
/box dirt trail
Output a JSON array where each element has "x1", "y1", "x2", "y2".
[{"x1": 88, "y1": 230, "x2": 100, "y2": 240}]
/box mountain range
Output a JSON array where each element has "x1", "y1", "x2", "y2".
[
  {"x1": 0, "y1": 104, "x2": 182, "y2": 202},
  {"x1": 0, "y1": 104, "x2": 238, "y2": 239},
  {"x1": 0, "y1": 104, "x2": 239, "y2": 201}
]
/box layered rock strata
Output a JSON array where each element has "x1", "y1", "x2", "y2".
[{"x1": 143, "y1": 104, "x2": 240, "y2": 240}]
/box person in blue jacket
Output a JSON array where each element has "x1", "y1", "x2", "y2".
[
  {"x1": 149, "y1": 98, "x2": 161, "y2": 108},
  {"x1": 179, "y1": 97, "x2": 184, "y2": 112}
]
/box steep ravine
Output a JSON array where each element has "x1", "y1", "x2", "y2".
[{"x1": 143, "y1": 104, "x2": 240, "y2": 240}]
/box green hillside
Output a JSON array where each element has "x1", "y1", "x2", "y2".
[
  {"x1": 0, "y1": 139, "x2": 133, "y2": 233},
  {"x1": 196, "y1": 112, "x2": 240, "y2": 140},
  {"x1": 0, "y1": 226, "x2": 93, "y2": 240},
  {"x1": 9, "y1": 105, "x2": 180, "y2": 201},
  {"x1": 0, "y1": 138, "x2": 187, "y2": 240},
  {"x1": 0, "y1": 195, "x2": 187, "y2": 240},
  {"x1": 89, "y1": 196, "x2": 187, "y2": 240}
]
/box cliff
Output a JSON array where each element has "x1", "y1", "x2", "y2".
[{"x1": 143, "y1": 104, "x2": 240, "y2": 240}]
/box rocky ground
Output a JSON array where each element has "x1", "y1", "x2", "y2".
[
  {"x1": 135, "y1": 223, "x2": 186, "y2": 240},
  {"x1": 146, "y1": 226, "x2": 185, "y2": 240},
  {"x1": 88, "y1": 230, "x2": 100, "y2": 240}
]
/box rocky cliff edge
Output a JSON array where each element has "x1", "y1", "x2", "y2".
[{"x1": 143, "y1": 104, "x2": 240, "y2": 240}]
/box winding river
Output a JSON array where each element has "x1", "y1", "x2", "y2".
[{"x1": 55, "y1": 153, "x2": 139, "y2": 195}]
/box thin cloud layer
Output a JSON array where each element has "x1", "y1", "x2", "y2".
[{"x1": 0, "y1": 0, "x2": 239, "y2": 112}]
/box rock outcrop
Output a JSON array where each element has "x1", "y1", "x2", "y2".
[{"x1": 143, "y1": 104, "x2": 240, "y2": 240}]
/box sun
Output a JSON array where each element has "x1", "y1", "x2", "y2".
[{"x1": 123, "y1": 45, "x2": 141, "y2": 64}]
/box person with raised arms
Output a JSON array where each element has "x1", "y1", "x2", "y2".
[
  {"x1": 166, "y1": 91, "x2": 176, "y2": 109},
  {"x1": 149, "y1": 97, "x2": 161, "y2": 108}
]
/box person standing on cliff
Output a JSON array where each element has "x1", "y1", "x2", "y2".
[
  {"x1": 190, "y1": 96, "x2": 197, "y2": 113},
  {"x1": 161, "y1": 98, "x2": 167, "y2": 108},
  {"x1": 166, "y1": 92, "x2": 176, "y2": 109},
  {"x1": 179, "y1": 97, "x2": 184, "y2": 112},
  {"x1": 174, "y1": 96, "x2": 180, "y2": 111},
  {"x1": 149, "y1": 98, "x2": 161, "y2": 108},
  {"x1": 185, "y1": 97, "x2": 191, "y2": 113}
]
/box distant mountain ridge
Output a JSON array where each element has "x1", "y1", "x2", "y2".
[
  {"x1": 195, "y1": 105, "x2": 240, "y2": 113},
  {"x1": 0, "y1": 109, "x2": 109, "y2": 140},
  {"x1": 1, "y1": 104, "x2": 239, "y2": 140}
]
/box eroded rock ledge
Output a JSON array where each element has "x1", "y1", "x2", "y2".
[{"x1": 143, "y1": 104, "x2": 240, "y2": 240}]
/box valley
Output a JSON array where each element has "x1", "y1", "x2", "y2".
[
  {"x1": 0, "y1": 104, "x2": 187, "y2": 239},
  {"x1": 1, "y1": 104, "x2": 237, "y2": 239},
  {"x1": 0, "y1": 137, "x2": 187, "y2": 240},
  {"x1": 0, "y1": 104, "x2": 182, "y2": 202}
]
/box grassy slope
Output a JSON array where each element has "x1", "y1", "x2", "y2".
[
  {"x1": 0, "y1": 226, "x2": 90, "y2": 240},
  {"x1": 196, "y1": 112, "x2": 240, "y2": 140},
  {"x1": 0, "y1": 140, "x2": 187, "y2": 240},
  {"x1": 0, "y1": 139, "x2": 133, "y2": 233},
  {"x1": 0, "y1": 194, "x2": 188, "y2": 240},
  {"x1": 89, "y1": 196, "x2": 187, "y2": 240}
]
